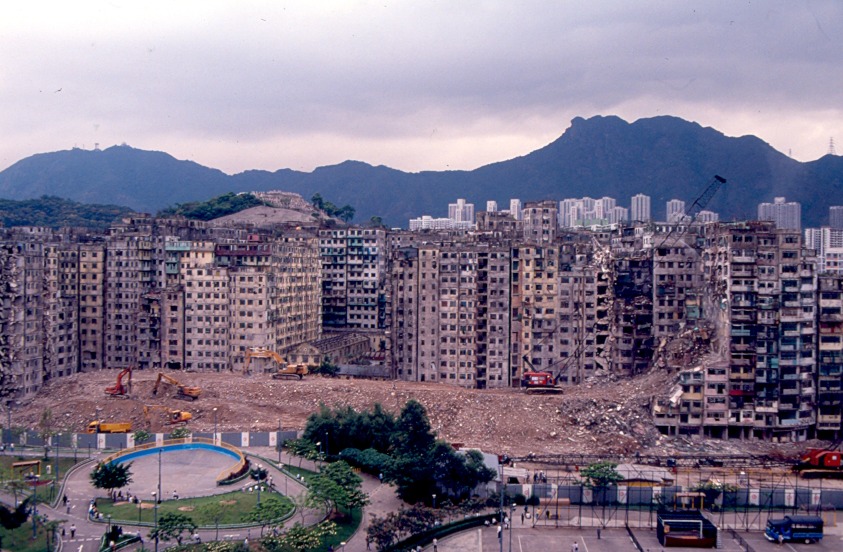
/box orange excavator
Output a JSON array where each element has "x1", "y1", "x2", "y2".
[
  {"x1": 244, "y1": 347, "x2": 309, "y2": 379},
  {"x1": 143, "y1": 405, "x2": 193, "y2": 426},
  {"x1": 105, "y1": 367, "x2": 133, "y2": 397},
  {"x1": 151, "y1": 372, "x2": 201, "y2": 401}
]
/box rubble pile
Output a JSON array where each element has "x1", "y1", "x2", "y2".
[{"x1": 9, "y1": 369, "x2": 806, "y2": 459}]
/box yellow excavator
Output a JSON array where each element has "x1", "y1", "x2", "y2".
[
  {"x1": 143, "y1": 405, "x2": 193, "y2": 426},
  {"x1": 152, "y1": 372, "x2": 201, "y2": 400},
  {"x1": 244, "y1": 347, "x2": 309, "y2": 379}
]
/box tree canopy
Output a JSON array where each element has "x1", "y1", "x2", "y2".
[
  {"x1": 149, "y1": 512, "x2": 197, "y2": 545},
  {"x1": 157, "y1": 192, "x2": 265, "y2": 221},
  {"x1": 303, "y1": 399, "x2": 494, "y2": 506},
  {"x1": 311, "y1": 193, "x2": 355, "y2": 222},
  {"x1": 89, "y1": 461, "x2": 133, "y2": 499},
  {"x1": 309, "y1": 460, "x2": 369, "y2": 519}
]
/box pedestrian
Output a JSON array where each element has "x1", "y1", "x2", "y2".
[
  {"x1": 173, "y1": 489, "x2": 179, "y2": 500},
  {"x1": 571, "y1": 541, "x2": 578, "y2": 552},
  {"x1": 244, "y1": 537, "x2": 249, "y2": 548},
  {"x1": 521, "y1": 512, "x2": 525, "y2": 524},
  {"x1": 433, "y1": 537, "x2": 438, "y2": 551},
  {"x1": 597, "y1": 527, "x2": 601, "y2": 539},
  {"x1": 137, "y1": 530, "x2": 143, "y2": 544},
  {"x1": 62, "y1": 494, "x2": 67, "y2": 506},
  {"x1": 366, "y1": 536, "x2": 371, "y2": 550},
  {"x1": 66, "y1": 504, "x2": 71, "y2": 514},
  {"x1": 70, "y1": 523, "x2": 76, "y2": 538},
  {"x1": 379, "y1": 472, "x2": 383, "y2": 483},
  {"x1": 328, "y1": 545, "x2": 333, "y2": 552},
  {"x1": 497, "y1": 525, "x2": 502, "y2": 540}
]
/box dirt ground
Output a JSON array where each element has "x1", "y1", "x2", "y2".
[{"x1": 15, "y1": 368, "x2": 812, "y2": 461}]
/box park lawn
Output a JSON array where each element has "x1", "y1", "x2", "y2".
[
  {"x1": 282, "y1": 463, "x2": 318, "y2": 482},
  {"x1": 96, "y1": 490, "x2": 293, "y2": 526},
  {"x1": 0, "y1": 523, "x2": 56, "y2": 552},
  {"x1": 322, "y1": 507, "x2": 363, "y2": 551},
  {"x1": 1, "y1": 455, "x2": 79, "y2": 481}
]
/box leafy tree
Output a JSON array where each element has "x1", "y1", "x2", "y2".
[
  {"x1": 579, "y1": 461, "x2": 623, "y2": 488},
  {"x1": 337, "y1": 204, "x2": 356, "y2": 222},
  {"x1": 579, "y1": 461, "x2": 623, "y2": 506},
  {"x1": 312, "y1": 356, "x2": 340, "y2": 377},
  {"x1": 37, "y1": 408, "x2": 55, "y2": 460},
  {"x1": 169, "y1": 426, "x2": 190, "y2": 439},
  {"x1": 133, "y1": 429, "x2": 151, "y2": 446},
  {"x1": 263, "y1": 520, "x2": 336, "y2": 552},
  {"x1": 391, "y1": 400, "x2": 435, "y2": 458},
  {"x1": 157, "y1": 192, "x2": 265, "y2": 221},
  {"x1": 369, "y1": 215, "x2": 384, "y2": 227},
  {"x1": 0, "y1": 195, "x2": 133, "y2": 230},
  {"x1": 309, "y1": 461, "x2": 369, "y2": 520},
  {"x1": 289, "y1": 489, "x2": 320, "y2": 526},
  {"x1": 311, "y1": 193, "x2": 324, "y2": 210},
  {"x1": 198, "y1": 501, "x2": 227, "y2": 541},
  {"x1": 285, "y1": 438, "x2": 319, "y2": 467},
  {"x1": 90, "y1": 461, "x2": 133, "y2": 500},
  {"x1": 246, "y1": 496, "x2": 289, "y2": 536},
  {"x1": 149, "y1": 511, "x2": 197, "y2": 545}
]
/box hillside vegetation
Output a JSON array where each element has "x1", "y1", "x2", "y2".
[
  {"x1": 0, "y1": 195, "x2": 133, "y2": 229},
  {"x1": 157, "y1": 192, "x2": 265, "y2": 221}
]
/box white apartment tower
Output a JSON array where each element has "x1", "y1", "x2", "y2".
[
  {"x1": 631, "y1": 194, "x2": 652, "y2": 222},
  {"x1": 486, "y1": 200, "x2": 498, "y2": 213},
  {"x1": 509, "y1": 199, "x2": 522, "y2": 221},
  {"x1": 758, "y1": 197, "x2": 801, "y2": 230},
  {"x1": 448, "y1": 198, "x2": 475, "y2": 224},
  {"x1": 666, "y1": 199, "x2": 686, "y2": 222}
]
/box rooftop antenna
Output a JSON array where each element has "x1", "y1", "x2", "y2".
[{"x1": 829, "y1": 137, "x2": 837, "y2": 156}]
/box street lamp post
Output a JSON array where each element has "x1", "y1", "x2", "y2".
[
  {"x1": 432, "y1": 494, "x2": 437, "y2": 509},
  {"x1": 53, "y1": 433, "x2": 61, "y2": 500},
  {"x1": 31, "y1": 474, "x2": 39, "y2": 538},
  {"x1": 257, "y1": 464, "x2": 263, "y2": 505},
  {"x1": 107, "y1": 514, "x2": 112, "y2": 534},
  {"x1": 277, "y1": 418, "x2": 282, "y2": 464},
  {"x1": 152, "y1": 491, "x2": 159, "y2": 552},
  {"x1": 213, "y1": 408, "x2": 218, "y2": 446}
]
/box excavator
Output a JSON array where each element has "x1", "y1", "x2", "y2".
[
  {"x1": 244, "y1": 347, "x2": 309, "y2": 379},
  {"x1": 104, "y1": 367, "x2": 133, "y2": 397},
  {"x1": 143, "y1": 405, "x2": 193, "y2": 426},
  {"x1": 151, "y1": 372, "x2": 201, "y2": 401}
]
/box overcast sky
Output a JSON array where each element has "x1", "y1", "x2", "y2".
[{"x1": 1, "y1": 1, "x2": 841, "y2": 175}]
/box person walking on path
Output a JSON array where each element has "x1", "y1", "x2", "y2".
[
  {"x1": 432, "y1": 537, "x2": 438, "y2": 551},
  {"x1": 571, "y1": 541, "x2": 579, "y2": 552},
  {"x1": 70, "y1": 524, "x2": 76, "y2": 538}
]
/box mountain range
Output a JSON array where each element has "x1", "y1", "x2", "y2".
[{"x1": 1, "y1": 115, "x2": 842, "y2": 228}]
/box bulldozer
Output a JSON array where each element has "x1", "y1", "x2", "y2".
[
  {"x1": 143, "y1": 405, "x2": 193, "y2": 427},
  {"x1": 104, "y1": 367, "x2": 133, "y2": 397},
  {"x1": 151, "y1": 372, "x2": 201, "y2": 401},
  {"x1": 244, "y1": 347, "x2": 310, "y2": 379}
]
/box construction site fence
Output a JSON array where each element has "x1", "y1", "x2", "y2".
[
  {"x1": 3, "y1": 428, "x2": 298, "y2": 452},
  {"x1": 501, "y1": 467, "x2": 843, "y2": 530}
]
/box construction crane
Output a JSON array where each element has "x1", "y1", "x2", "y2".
[
  {"x1": 143, "y1": 405, "x2": 193, "y2": 427},
  {"x1": 655, "y1": 175, "x2": 727, "y2": 251},
  {"x1": 151, "y1": 372, "x2": 201, "y2": 401},
  {"x1": 104, "y1": 367, "x2": 133, "y2": 397}
]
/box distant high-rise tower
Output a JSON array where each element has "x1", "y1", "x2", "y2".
[
  {"x1": 630, "y1": 193, "x2": 651, "y2": 222},
  {"x1": 830, "y1": 206, "x2": 843, "y2": 229},
  {"x1": 448, "y1": 198, "x2": 475, "y2": 224},
  {"x1": 509, "y1": 199, "x2": 522, "y2": 221},
  {"x1": 666, "y1": 199, "x2": 686, "y2": 222},
  {"x1": 486, "y1": 200, "x2": 498, "y2": 213},
  {"x1": 758, "y1": 197, "x2": 801, "y2": 230}
]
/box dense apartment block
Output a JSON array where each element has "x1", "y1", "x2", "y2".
[
  {"x1": 319, "y1": 228, "x2": 387, "y2": 330},
  {"x1": 656, "y1": 222, "x2": 820, "y2": 442},
  {"x1": 390, "y1": 241, "x2": 511, "y2": 388}
]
